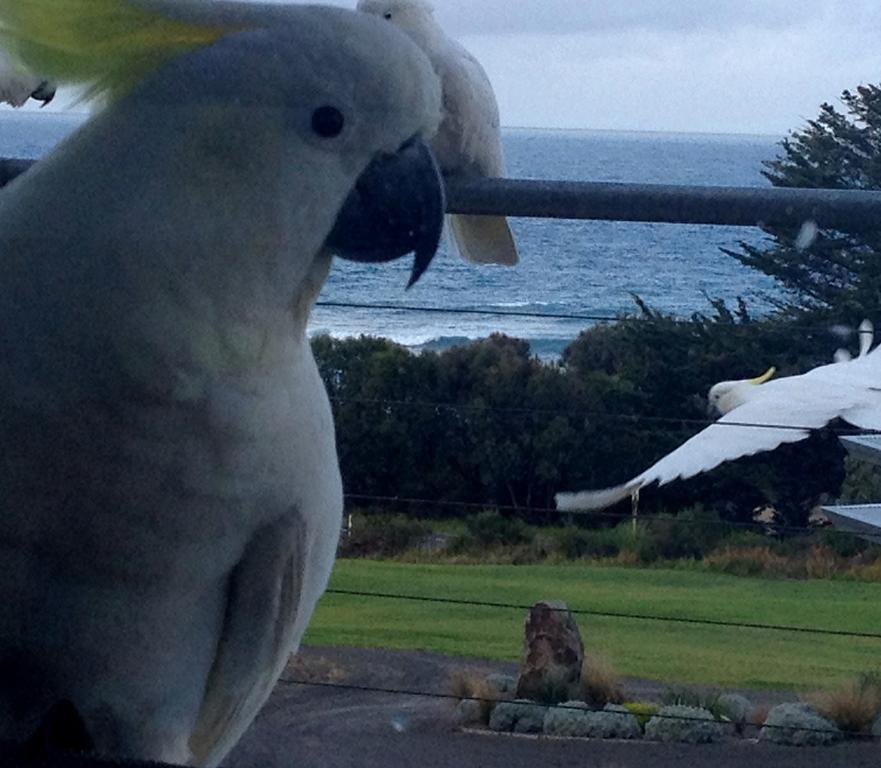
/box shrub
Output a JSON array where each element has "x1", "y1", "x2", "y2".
[
  {"x1": 623, "y1": 702, "x2": 660, "y2": 730},
  {"x1": 339, "y1": 512, "x2": 429, "y2": 558},
  {"x1": 544, "y1": 703, "x2": 641, "y2": 739},
  {"x1": 645, "y1": 705, "x2": 723, "y2": 744},
  {"x1": 589, "y1": 704, "x2": 643, "y2": 739},
  {"x1": 838, "y1": 456, "x2": 881, "y2": 505},
  {"x1": 750, "y1": 703, "x2": 772, "y2": 730},
  {"x1": 805, "y1": 674, "x2": 881, "y2": 734},
  {"x1": 581, "y1": 653, "x2": 625, "y2": 707},
  {"x1": 449, "y1": 668, "x2": 509, "y2": 726},
  {"x1": 716, "y1": 693, "x2": 754, "y2": 736},
  {"x1": 542, "y1": 701, "x2": 591, "y2": 737},
  {"x1": 661, "y1": 685, "x2": 725, "y2": 720},
  {"x1": 286, "y1": 654, "x2": 347, "y2": 684},
  {"x1": 457, "y1": 510, "x2": 531, "y2": 549},
  {"x1": 549, "y1": 525, "x2": 623, "y2": 560},
  {"x1": 614, "y1": 521, "x2": 660, "y2": 563},
  {"x1": 489, "y1": 700, "x2": 547, "y2": 733},
  {"x1": 646, "y1": 507, "x2": 732, "y2": 561},
  {"x1": 703, "y1": 545, "x2": 797, "y2": 578}
]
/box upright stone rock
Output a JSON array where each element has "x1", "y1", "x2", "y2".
[{"x1": 516, "y1": 600, "x2": 584, "y2": 703}]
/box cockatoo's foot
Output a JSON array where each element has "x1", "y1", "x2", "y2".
[{"x1": 24, "y1": 700, "x2": 94, "y2": 759}]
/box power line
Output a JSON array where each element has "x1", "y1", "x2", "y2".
[
  {"x1": 343, "y1": 493, "x2": 834, "y2": 537},
  {"x1": 323, "y1": 588, "x2": 881, "y2": 640},
  {"x1": 316, "y1": 300, "x2": 620, "y2": 324},
  {"x1": 329, "y1": 394, "x2": 876, "y2": 436},
  {"x1": 279, "y1": 677, "x2": 877, "y2": 739}
]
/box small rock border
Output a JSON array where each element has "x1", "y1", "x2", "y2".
[{"x1": 455, "y1": 674, "x2": 863, "y2": 747}]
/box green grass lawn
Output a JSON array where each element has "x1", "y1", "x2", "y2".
[{"x1": 303, "y1": 560, "x2": 881, "y2": 691}]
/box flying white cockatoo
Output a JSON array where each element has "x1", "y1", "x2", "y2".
[
  {"x1": 357, "y1": 0, "x2": 519, "y2": 267},
  {"x1": 0, "y1": 1, "x2": 444, "y2": 765},
  {"x1": 556, "y1": 321, "x2": 880, "y2": 513},
  {"x1": 0, "y1": 48, "x2": 54, "y2": 107}
]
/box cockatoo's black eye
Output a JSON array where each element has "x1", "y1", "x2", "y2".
[
  {"x1": 311, "y1": 106, "x2": 345, "y2": 138},
  {"x1": 383, "y1": 12, "x2": 393, "y2": 19}
]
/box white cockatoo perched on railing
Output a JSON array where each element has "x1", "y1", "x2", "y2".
[
  {"x1": 358, "y1": 0, "x2": 519, "y2": 267},
  {"x1": 0, "y1": 0, "x2": 445, "y2": 765},
  {"x1": 0, "y1": 48, "x2": 54, "y2": 106},
  {"x1": 557, "y1": 321, "x2": 880, "y2": 513}
]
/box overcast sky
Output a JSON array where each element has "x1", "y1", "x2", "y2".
[{"x1": 294, "y1": 0, "x2": 881, "y2": 136}]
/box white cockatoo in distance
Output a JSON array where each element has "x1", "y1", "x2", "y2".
[
  {"x1": 556, "y1": 321, "x2": 880, "y2": 513},
  {"x1": 357, "y1": 0, "x2": 519, "y2": 267},
  {"x1": 0, "y1": 1, "x2": 444, "y2": 765},
  {"x1": 0, "y1": 48, "x2": 54, "y2": 107}
]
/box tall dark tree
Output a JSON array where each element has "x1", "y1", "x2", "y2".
[{"x1": 728, "y1": 84, "x2": 881, "y2": 319}]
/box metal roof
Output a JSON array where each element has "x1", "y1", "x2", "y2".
[
  {"x1": 841, "y1": 435, "x2": 881, "y2": 467},
  {"x1": 822, "y1": 504, "x2": 881, "y2": 543}
]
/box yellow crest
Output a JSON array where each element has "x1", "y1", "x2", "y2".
[
  {"x1": 749, "y1": 367, "x2": 776, "y2": 385},
  {"x1": 0, "y1": 0, "x2": 238, "y2": 102}
]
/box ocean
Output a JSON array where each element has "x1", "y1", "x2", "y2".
[{"x1": 0, "y1": 111, "x2": 785, "y2": 358}]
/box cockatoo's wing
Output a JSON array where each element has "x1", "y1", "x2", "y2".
[
  {"x1": 431, "y1": 42, "x2": 503, "y2": 176},
  {"x1": 557, "y1": 360, "x2": 881, "y2": 512},
  {"x1": 190, "y1": 518, "x2": 306, "y2": 767},
  {"x1": 431, "y1": 38, "x2": 518, "y2": 266}
]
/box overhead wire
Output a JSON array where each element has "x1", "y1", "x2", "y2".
[
  {"x1": 328, "y1": 394, "x2": 879, "y2": 436},
  {"x1": 341, "y1": 492, "x2": 859, "y2": 539},
  {"x1": 322, "y1": 588, "x2": 881, "y2": 640}
]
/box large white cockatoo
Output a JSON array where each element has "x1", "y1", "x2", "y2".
[
  {"x1": 557, "y1": 321, "x2": 880, "y2": 513},
  {"x1": 357, "y1": 0, "x2": 519, "y2": 267},
  {"x1": 0, "y1": 48, "x2": 54, "y2": 107},
  {"x1": 0, "y1": 0, "x2": 444, "y2": 765}
]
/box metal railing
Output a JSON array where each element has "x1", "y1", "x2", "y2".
[
  {"x1": 2, "y1": 151, "x2": 880, "y2": 767},
  {"x1": 2, "y1": 156, "x2": 881, "y2": 231}
]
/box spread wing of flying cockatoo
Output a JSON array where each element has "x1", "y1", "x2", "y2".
[
  {"x1": 357, "y1": 0, "x2": 519, "y2": 267},
  {"x1": 0, "y1": 48, "x2": 54, "y2": 106},
  {"x1": 557, "y1": 321, "x2": 880, "y2": 513},
  {"x1": 0, "y1": 1, "x2": 444, "y2": 765}
]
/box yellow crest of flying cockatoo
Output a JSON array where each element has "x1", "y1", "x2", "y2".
[
  {"x1": 557, "y1": 322, "x2": 881, "y2": 513},
  {"x1": 0, "y1": 0, "x2": 235, "y2": 101}
]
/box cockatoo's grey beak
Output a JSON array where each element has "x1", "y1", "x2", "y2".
[
  {"x1": 326, "y1": 136, "x2": 445, "y2": 288},
  {"x1": 30, "y1": 81, "x2": 56, "y2": 107}
]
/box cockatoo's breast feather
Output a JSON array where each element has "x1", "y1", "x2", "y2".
[{"x1": 0, "y1": 0, "x2": 237, "y2": 102}]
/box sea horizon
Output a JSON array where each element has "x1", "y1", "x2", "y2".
[{"x1": 0, "y1": 110, "x2": 788, "y2": 358}]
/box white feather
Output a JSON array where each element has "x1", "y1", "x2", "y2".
[
  {"x1": 357, "y1": 0, "x2": 518, "y2": 266},
  {"x1": 0, "y1": 49, "x2": 53, "y2": 108},
  {"x1": 557, "y1": 322, "x2": 881, "y2": 512}
]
